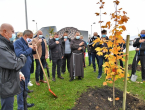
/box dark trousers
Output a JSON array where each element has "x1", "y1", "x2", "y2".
[
  {"x1": 17, "y1": 77, "x2": 28, "y2": 110},
  {"x1": 83, "y1": 53, "x2": 86, "y2": 67},
  {"x1": 52, "y1": 59, "x2": 61, "y2": 78},
  {"x1": 88, "y1": 53, "x2": 92, "y2": 65},
  {"x1": 1, "y1": 96, "x2": 14, "y2": 110},
  {"x1": 35, "y1": 57, "x2": 45, "y2": 82},
  {"x1": 92, "y1": 52, "x2": 99, "y2": 70},
  {"x1": 120, "y1": 59, "x2": 123, "y2": 67},
  {"x1": 62, "y1": 54, "x2": 71, "y2": 73},
  {"x1": 98, "y1": 55, "x2": 107, "y2": 76},
  {"x1": 131, "y1": 54, "x2": 145, "y2": 80}
]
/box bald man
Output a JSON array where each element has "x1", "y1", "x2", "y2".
[
  {"x1": 0, "y1": 23, "x2": 26, "y2": 110},
  {"x1": 89, "y1": 32, "x2": 100, "y2": 72},
  {"x1": 130, "y1": 30, "x2": 145, "y2": 82},
  {"x1": 32, "y1": 30, "x2": 48, "y2": 86}
]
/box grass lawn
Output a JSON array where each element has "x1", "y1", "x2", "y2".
[{"x1": 1, "y1": 51, "x2": 145, "y2": 110}]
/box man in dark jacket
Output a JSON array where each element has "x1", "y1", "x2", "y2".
[
  {"x1": 49, "y1": 33, "x2": 64, "y2": 81},
  {"x1": 89, "y1": 32, "x2": 100, "y2": 72},
  {"x1": 14, "y1": 30, "x2": 36, "y2": 109},
  {"x1": 61, "y1": 31, "x2": 71, "y2": 74},
  {"x1": 0, "y1": 23, "x2": 26, "y2": 110},
  {"x1": 130, "y1": 30, "x2": 145, "y2": 82},
  {"x1": 97, "y1": 30, "x2": 109, "y2": 79}
]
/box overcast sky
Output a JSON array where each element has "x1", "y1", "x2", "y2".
[{"x1": 0, "y1": 0, "x2": 144, "y2": 39}]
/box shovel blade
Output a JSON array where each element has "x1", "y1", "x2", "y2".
[
  {"x1": 49, "y1": 89, "x2": 57, "y2": 98},
  {"x1": 131, "y1": 75, "x2": 138, "y2": 82}
]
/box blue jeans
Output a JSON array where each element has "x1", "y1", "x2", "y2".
[
  {"x1": 17, "y1": 77, "x2": 28, "y2": 110},
  {"x1": 88, "y1": 53, "x2": 92, "y2": 65},
  {"x1": 92, "y1": 52, "x2": 99, "y2": 70},
  {"x1": 1, "y1": 96, "x2": 14, "y2": 110},
  {"x1": 35, "y1": 57, "x2": 45, "y2": 82},
  {"x1": 98, "y1": 55, "x2": 107, "y2": 76}
]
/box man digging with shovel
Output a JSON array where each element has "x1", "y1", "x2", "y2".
[{"x1": 130, "y1": 30, "x2": 145, "y2": 82}]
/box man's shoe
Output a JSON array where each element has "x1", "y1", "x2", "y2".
[
  {"x1": 58, "y1": 76, "x2": 64, "y2": 79},
  {"x1": 69, "y1": 78, "x2": 74, "y2": 82},
  {"x1": 94, "y1": 70, "x2": 96, "y2": 72},
  {"x1": 97, "y1": 75, "x2": 102, "y2": 79},
  {"x1": 142, "y1": 79, "x2": 145, "y2": 82},
  {"x1": 28, "y1": 81, "x2": 33, "y2": 86},
  {"x1": 27, "y1": 103, "x2": 34, "y2": 108},
  {"x1": 40, "y1": 80, "x2": 47, "y2": 83},
  {"x1": 88, "y1": 64, "x2": 91, "y2": 66},
  {"x1": 52, "y1": 78, "x2": 56, "y2": 82},
  {"x1": 36, "y1": 82, "x2": 40, "y2": 86},
  {"x1": 78, "y1": 76, "x2": 82, "y2": 80},
  {"x1": 62, "y1": 72, "x2": 65, "y2": 74},
  {"x1": 27, "y1": 90, "x2": 33, "y2": 93}
]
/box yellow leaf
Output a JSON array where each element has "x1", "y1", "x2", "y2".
[
  {"x1": 95, "y1": 47, "x2": 102, "y2": 52},
  {"x1": 115, "y1": 97, "x2": 120, "y2": 100},
  {"x1": 108, "y1": 81, "x2": 113, "y2": 84},
  {"x1": 108, "y1": 97, "x2": 113, "y2": 101},
  {"x1": 103, "y1": 82, "x2": 107, "y2": 86},
  {"x1": 97, "y1": 52, "x2": 103, "y2": 56}
]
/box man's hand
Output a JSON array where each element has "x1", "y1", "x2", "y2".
[
  {"x1": 64, "y1": 39, "x2": 67, "y2": 41},
  {"x1": 45, "y1": 55, "x2": 48, "y2": 59},
  {"x1": 136, "y1": 48, "x2": 140, "y2": 51},
  {"x1": 38, "y1": 39, "x2": 42, "y2": 43},
  {"x1": 139, "y1": 39, "x2": 145, "y2": 43},
  {"x1": 79, "y1": 42, "x2": 84, "y2": 46},
  {"x1": 29, "y1": 45, "x2": 33, "y2": 49},
  {"x1": 62, "y1": 56, "x2": 64, "y2": 59},
  {"x1": 55, "y1": 41, "x2": 59, "y2": 44},
  {"x1": 121, "y1": 47, "x2": 124, "y2": 50},
  {"x1": 33, "y1": 44, "x2": 37, "y2": 51},
  {"x1": 103, "y1": 50, "x2": 105, "y2": 53},
  {"x1": 19, "y1": 72, "x2": 25, "y2": 81},
  {"x1": 78, "y1": 47, "x2": 82, "y2": 50}
]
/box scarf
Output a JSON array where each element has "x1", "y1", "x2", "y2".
[{"x1": 0, "y1": 34, "x2": 14, "y2": 52}]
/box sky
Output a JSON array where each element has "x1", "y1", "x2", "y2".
[{"x1": 0, "y1": 0, "x2": 145, "y2": 39}]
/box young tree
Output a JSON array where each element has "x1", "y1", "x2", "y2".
[{"x1": 94, "y1": 0, "x2": 129, "y2": 106}]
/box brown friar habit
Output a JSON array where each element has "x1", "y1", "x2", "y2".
[{"x1": 70, "y1": 38, "x2": 85, "y2": 79}]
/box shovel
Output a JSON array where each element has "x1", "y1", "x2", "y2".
[
  {"x1": 22, "y1": 79, "x2": 27, "y2": 110},
  {"x1": 36, "y1": 49, "x2": 57, "y2": 98},
  {"x1": 131, "y1": 52, "x2": 138, "y2": 82},
  {"x1": 131, "y1": 75, "x2": 138, "y2": 82}
]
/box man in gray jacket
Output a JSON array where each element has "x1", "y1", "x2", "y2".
[{"x1": 0, "y1": 23, "x2": 26, "y2": 110}]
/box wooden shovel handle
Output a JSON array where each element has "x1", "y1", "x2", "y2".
[{"x1": 36, "y1": 49, "x2": 50, "y2": 89}]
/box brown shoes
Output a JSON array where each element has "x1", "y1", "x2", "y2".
[
  {"x1": 36, "y1": 82, "x2": 40, "y2": 86},
  {"x1": 40, "y1": 80, "x2": 47, "y2": 83},
  {"x1": 58, "y1": 76, "x2": 64, "y2": 79}
]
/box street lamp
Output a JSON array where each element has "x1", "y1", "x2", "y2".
[
  {"x1": 91, "y1": 22, "x2": 96, "y2": 37},
  {"x1": 32, "y1": 20, "x2": 38, "y2": 32},
  {"x1": 24, "y1": 0, "x2": 28, "y2": 29}
]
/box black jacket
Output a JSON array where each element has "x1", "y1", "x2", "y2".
[
  {"x1": 89, "y1": 35, "x2": 100, "y2": 53},
  {"x1": 61, "y1": 37, "x2": 71, "y2": 54},
  {"x1": 0, "y1": 35, "x2": 26, "y2": 98},
  {"x1": 133, "y1": 37, "x2": 145, "y2": 56},
  {"x1": 49, "y1": 38, "x2": 64, "y2": 60}
]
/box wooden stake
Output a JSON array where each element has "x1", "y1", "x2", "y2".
[{"x1": 123, "y1": 35, "x2": 130, "y2": 110}]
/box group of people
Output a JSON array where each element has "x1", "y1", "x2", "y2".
[
  {"x1": 0, "y1": 23, "x2": 87, "y2": 110},
  {"x1": 1, "y1": 22, "x2": 145, "y2": 110}
]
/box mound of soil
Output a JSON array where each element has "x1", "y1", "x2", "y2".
[
  {"x1": 128, "y1": 64, "x2": 141, "y2": 71},
  {"x1": 70, "y1": 86, "x2": 145, "y2": 110}
]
